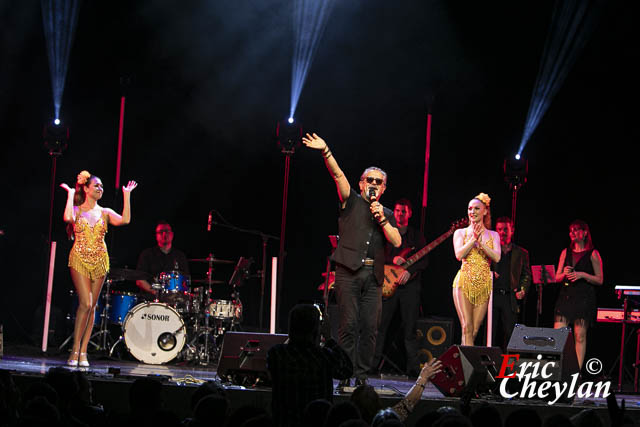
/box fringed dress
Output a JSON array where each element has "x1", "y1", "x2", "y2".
[
  {"x1": 68, "y1": 211, "x2": 109, "y2": 279},
  {"x1": 452, "y1": 229, "x2": 493, "y2": 305}
]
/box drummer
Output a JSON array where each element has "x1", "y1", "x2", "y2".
[{"x1": 136, "y1": 221, "x2": 190, "y2": 295}]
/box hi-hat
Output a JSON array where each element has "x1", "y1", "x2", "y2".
[{"x1": 108, "y1": 267, "x2": 151, "y2": 282}]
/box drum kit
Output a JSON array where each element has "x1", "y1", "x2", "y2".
[{"x1": 62, "y1": 255, "x2": 246, "y2": 365}]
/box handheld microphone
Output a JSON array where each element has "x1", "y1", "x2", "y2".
[
  {"x1": 207, "y1": 211, "x2": 213, "y2": 232},
  {"x1": 368, "y1": 188, "x2": 381, "y2": 220},
  {"x1": 368, "y1": 187, "x2": 377, "y2": 202}
]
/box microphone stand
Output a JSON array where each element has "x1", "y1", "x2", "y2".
[
  {"x1": 207, "y1": 217, "x2": 279, "y2": 332},
  {"x1": 536, "y1": 268, "x2": 547, "y2": 327}
]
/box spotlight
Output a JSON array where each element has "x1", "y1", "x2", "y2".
[
  {"x1": 43, "y1": 121, "x2": 69, "y2": 155},
  {"x1": 504, "y1": 156, "x2": 528, "y2": 189},
  {"x1": 276, "y1": 118, "x2": 303, "y2": 153}
]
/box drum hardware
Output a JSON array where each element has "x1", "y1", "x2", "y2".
[
  {"x1": 108, "y1": 267, "x2": 152, "y2": 282},
  {"x1": 190, "y1": 279, "x2": 226, "y2": 285},
  {"x1": 188, "y1": 256, "x2": 235, "y2": 264},
  {"x1": 202, "y1": 213, "x2": 279, "y2": 332},
  {"x1": 59, "y1": 278, "x2": 118, "y2": 354},
  {"x1": 181, "y1": 254, "x2": 243, "y2": 365}
]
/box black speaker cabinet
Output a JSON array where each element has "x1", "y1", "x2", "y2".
[
  {"x1": 217, "y1": 332, "x2": 288, "y2": 385},
  {"x1": 416, "y1": 317, "x2": 454, "y2": 364},
  {"x1": 430, "y1": 345, "x2": 503, "y2": 397},
  {"x1": 506, "y1": 324, "x2": 579, "y2": 382}
]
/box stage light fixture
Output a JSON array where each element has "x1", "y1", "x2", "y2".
[
  {"x1": 504, "y1": 156, "x2": 528, "y2": 189},
  {"x1": 43, "y1": 121, "x2": 69, "y2": 155},
  {"x1": 276, "y1": 118, "x2": 303, "y2": 153}
]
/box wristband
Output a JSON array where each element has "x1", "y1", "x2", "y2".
[{"x1": 378, "y1": 218, "x2": 388, "y2": 227}]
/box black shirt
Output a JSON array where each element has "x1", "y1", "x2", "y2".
[
  {"x1": 494, "y1": 248, "x2": 512, "y2": 291},
  {"x1": 333, "y1": 188, "x2": 396, "y2": 284},
  {"x1": 267, "y1": 339, "x2": 353, "y2": 427},
  {"x1": 136, "y1": 246, "x2": 190, "y2": 280},
  {"x1": 385, "y1": 226, "x2": 428, "y2": 280}
]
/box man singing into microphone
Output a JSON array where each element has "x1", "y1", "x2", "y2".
[{"x1": 303, "y1": 133, "x2": 401, "y2": 388}]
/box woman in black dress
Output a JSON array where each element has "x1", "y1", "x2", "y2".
[{"x1": 554, "y1": 220, "x2": 603, "y2": 369}]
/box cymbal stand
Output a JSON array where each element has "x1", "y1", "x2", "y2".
[
  {"x1": 199, "y1": 254, "x2": 216, "y2": 365},
  {"x1": 206, "y1": 213, "x2": 279, "y2": 331},
  {"x1": 231, "y1": 283, "x2": 242, "y2": 331}
]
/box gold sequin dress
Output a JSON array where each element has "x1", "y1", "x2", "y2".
[
  {"x1": 68, "y1": 211, "x2": 109, "y2": 280},
  {"x1": 452, "y1": 229, "x2": 493, "y2": 305}
]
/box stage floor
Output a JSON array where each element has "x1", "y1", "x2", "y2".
[{"x1": 1, "y1": 347, "x2": 639, "y2": 426}]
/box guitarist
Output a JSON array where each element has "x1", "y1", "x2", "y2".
[{"x1": 372, "y1": 199, "x2": 428, "y2": 377}]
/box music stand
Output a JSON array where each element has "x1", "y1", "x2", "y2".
[{"x1": 531, "y1": 265, "x2": 556, "y2": 327}]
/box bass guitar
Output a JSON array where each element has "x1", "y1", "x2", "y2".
[{"x1": 382, "y1": 218, "x2": 468, "y2": 298}]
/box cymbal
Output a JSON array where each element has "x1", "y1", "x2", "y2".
[
  {"x1": 189, "y1": 256, "x2": 234, "y2": 264},
  {"x1": 108, "y1": 267, "x2": 151, "y2": 282},
  {"x1": 191, "y1": 279, "x2": 227, "y2": 285}
]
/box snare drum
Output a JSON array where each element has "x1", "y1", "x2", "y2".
[
  {"x1": 122, "y1": 302, "x2": 186, "y2": 364},
  {"x1": 108, "y1": 291, "x2": 139, "y2": 324},
  {"x1": 159, "y1": 271, "x2": 190, "y2": 293},
  {"x1": 206, "y1": 299, "x2": 242, "y2": 320}
]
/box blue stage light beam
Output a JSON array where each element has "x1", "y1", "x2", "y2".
[
  {"x1": 41, "y1": 0, "x2": 81, "y2": 121},
  {"x1": 289, "y1": 0, "x2": 336, "y2": 120},
  {"x1": 517, "y1": 0, "x2": 603, "y2": 157}
]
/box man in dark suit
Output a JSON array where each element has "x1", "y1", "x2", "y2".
[{"x1": 492, "y1": 216, "x2": 532, "y2": 351}]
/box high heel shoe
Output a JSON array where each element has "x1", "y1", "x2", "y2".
[
  {"x1": 79, "y1": 352, "x2": 90, "y2": 368},
  {"x1": 67, "y1": 351, "x2": 79, "y2": 367}
]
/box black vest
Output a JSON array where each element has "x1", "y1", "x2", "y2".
[{"x1": 333, "y1": 190, "x2": 394, "y2": 285}]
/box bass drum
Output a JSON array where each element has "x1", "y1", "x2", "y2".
[{"x1": 122, "y1": 302, "x2": 186, "y2": 364}]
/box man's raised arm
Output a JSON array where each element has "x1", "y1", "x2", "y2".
[{"x1": 302, "y1": 133, "x2": 350, "y2": 205}]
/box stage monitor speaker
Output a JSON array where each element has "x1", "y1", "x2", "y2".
[
  {"x1": 506, "y1": 324, "x2": 579, "y2": 382},
  {"x1": 217, "y1": 332, "x2": 288, "y2": 386},
  {"x1": 430, "y1": 345, "x2": 503, "y2": 397},
  {"x1": 416, "y1": 317, "x2": 454, "y2": 364}
]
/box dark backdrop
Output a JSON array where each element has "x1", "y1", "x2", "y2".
[{"x1": 1, "y1": 1, "x2": 637, "y2": 373}]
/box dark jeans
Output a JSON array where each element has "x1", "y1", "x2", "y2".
[
  {"x1": 373, "y1": 279, "x2": 421, "y2": 374},
  {"x1": 335, "y1": 263, "x2": 382, "y2": 380},
  {"x1": 492, "y1": 291, "x2": 517, "y2": 351}
]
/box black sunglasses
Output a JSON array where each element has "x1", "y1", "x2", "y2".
[{"x1": 363, "y1": 176, "x2": 384, "y2": 185}]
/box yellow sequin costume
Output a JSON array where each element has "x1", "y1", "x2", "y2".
[
  {"x1": 452, "y1": 229, "x2": 493, "y2": 305},
  {"x1": 68, "y1": 211, "x2": 109, "y2": 279}
]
